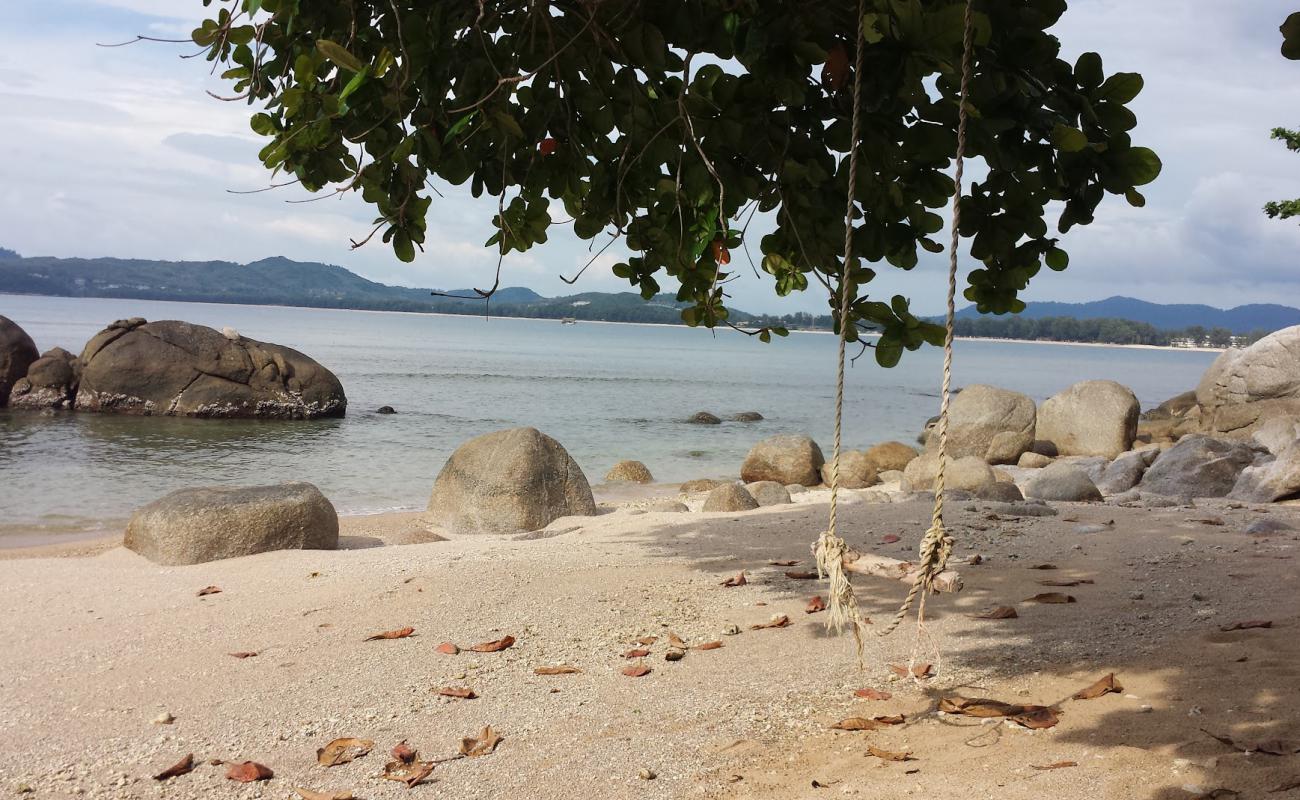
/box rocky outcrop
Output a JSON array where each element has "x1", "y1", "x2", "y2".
[
  {"x1": 426, "y1": 428, "x2": 597, "y2": 534},
  {"x1": 902, "y1": 452, "x2": 996, "y2": 493},
  {"x1": 864, "y1": 441, "x2": 919, "y2": 472},
  {"x1": 1036, "y1": 380, "x2": 1140, "y2": 459},
  {"x1": 1096, "y1": 449, "x2": 1158, "y2": 495},
  {"x1": 1023, "y1": 462, "x2": 1103, "y2": 502},
  {"x1": 1230, "y1": 444, "x2": 1300, "y2": 503},
  {"x1": 8, "y1": 347, "x2": 81, "y2": 410},
  {"x1": 1017, "y1": 452, "x2": 1052, "y2": 469},
  {"x1": 928, "y1": 384, "x2": 1036, "y2": 464},
  {"x1": 702, "y1": 483, "x2": 759, "y2": 512},
  {"x1": 1196, "y1": 326, "x2": 1300, "y2": 437},
  {"x1": 680, "y1": 478, "x2": 723, "y2": 493},
  {"x1": 75, "y1": 319, "x2": 345, "y2": 419},
  {"x1": 124, "y1": 482, "x2": 338, "y2": 565},
  {"x1": 605, "y1": 460, "x2": 654, "y2": 483},
  {"x1": 819, "y1": 450, "x2": 878, "y2": 489},
  {"x1": 1138, "y1": 434, "x2": 1268, "y2": 498},
  {"x1": 731, "y1": 411, "x2": 764, "y2": 422},
  {"x1": 745, "y1": 480, "x2": 792, "y2": 506},
  {"x1": 0, "y1": 315, "x2": 39, "y2": 406},
  {"x1": 741, "y1": 435, "x2": 825, "y2": 486},
  {"x1": 1251, "y1": 416, "x2": 1300, "y2": 456},
  {"x1": 688, "y1": 411, "x2": 721, "y2": 425}
]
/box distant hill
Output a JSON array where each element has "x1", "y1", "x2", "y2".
[{"x1": 955, "y1": 296, "x2": 1300, "y2": 335}]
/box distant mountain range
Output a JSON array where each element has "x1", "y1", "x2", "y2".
[{"x1": 1, "y1": 250, "x2": 1296, "y2": 335}]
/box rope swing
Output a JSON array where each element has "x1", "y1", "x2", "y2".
[{"x1": 816, "y1": 0, "x2": 976, "y2": 655}]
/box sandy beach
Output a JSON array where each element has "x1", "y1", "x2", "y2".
[{"x1": 2, "y1": 486, "x2": 1296, "y2": 800}]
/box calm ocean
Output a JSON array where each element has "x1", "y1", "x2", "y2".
[{"x1": 0, "y1": 294, "x2": 1218, "y2": 543}]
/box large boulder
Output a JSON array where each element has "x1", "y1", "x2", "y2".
[
  {"x1": 0, "y1": 315, "x2": 39, "y2": 407},
  {"x1": 744, "y1": 480, "x2": 792, "y2": 506},
  {"x1": 819, "y1": 450, "x2": 878, "y2": 489},
  {"x1": 1023, "y1": 462, "x2": 1103, "y2": 502},
  {"x1": 1138, "y1": 434, "x2": 1268, "y2": 498},
  {"x1": 864, "y1": 441, "x2": 919, "y2": 472},
  {"x1": 124, "y1": 482, "x2": 338, "y2": 566},
  {"x1": 1230, "y1": 444, "x2": 1300, "y2": 503},
  {"x1": 75, "y1": 318, "x2": 346, "y2": 419},
  {"x1": 1096, "y1": 449, "x2": 1159, "y2": 495},
  {"x1": 605, "y1": 460, "x2": 654, "y2": 483},
  {"x1": 427, "y1": 428, "x2": 596, "y2": 534},
  {"x1": 702, "y1": 483, "x2": 759, "y2": 512},
  {"x1": 1036, "y1": 380, "x2": 1140, "y2": 459},
  {"x1": 1196, "y1": 326, "x2": 1300, "y2": 436},
  {"x1": 741, "y1": 434, "x2": 825, "y2": 486},
  {"x1": 928, "y1": 384, "x2": 1036, "y2": 464},
  {"x1": 902, "y1": 451, "x2": 996, "y2": 493},
  {"x1": 688, "y1": 411, "x2": 721, "y2": 425},
  {"x1": 8, "y1": 347, "x2": 81, "y2": 410},
  {"x1": 1251, "y1": 416, "x2": 1300, "y2": 456}
]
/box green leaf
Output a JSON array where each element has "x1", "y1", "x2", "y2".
[
  {"x1": 1282, "y1": 12, "x2": 1300, "y2": 60},
  {"x1": 1045, "y1": 247, "x2": 1068, "y2": 270},
  {"x1": 492, "y1": 110, "x2": 525, "y2": 140},
  {"x1": 1125, "y1": 188, "x2": 1146, "y2": 208},
  {"x1": 316, "y1": 39, "x2": 363, "y2": 72},
  {"x1": 338, "y1": 65, "x2": 370, "y2": 110},
  {"x1": 875, "y1": 337, "x2": 902, "y2": 368},
  {"x1": 245, "y1": 0, "x2": 262, "y2": 12},
  {"x1": 1097, "y1": 72, "x2": 1143, "y2": 104},
  {"x1": 249, "y1": 113, "x2": 276, "y2": 136},
  {"x1": 1051, "y1": 124, "x2": 1088, "y2": 153},
  {"x1": 1075, "y1": 52, "x2": 1103, "y2": 90},
  {"x1": 444, "y1": 111, "x2": 477, "y2": 142},
  {"x1": 861, "y1": 13, "x2": 885, "y2": 44},
  {"x1": 393, "y1": 230, "x2": 415, "y2": 262},
  {"x1": 1112, "y1": 146, "x2": 1162, "y2": 186}
]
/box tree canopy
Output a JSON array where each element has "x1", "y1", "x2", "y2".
[{"x1": 196, "y1": 0, "x2": 1159, "y2": 365}]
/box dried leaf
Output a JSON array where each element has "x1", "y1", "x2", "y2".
[
  {"x1": 622, "y1": 661, "x2": 652, "y2": 677},
  {"x1": 830, "y1": 717, "x2": 881, "y2": 731},
  {"x1": 853, "y1": 688, "x2": 892, "y2": 701},
  {"x1": 888, "y1": 663, "x2": 934, "y2": 679},
  {"x1": 470, "y1": 635, "x2": 515, "y2": 653},
  {"x1": 1220, "y1": 620, "x2": 1272, "y2": 632},
  {"x1": 667, "y1": 632, "x2": 687, "y2": 648},
  {"x1": 1073, "y1": 673, "x2": 1123, "y2": 700},
  {"x1": 873, "y1": 714, "x2": 905, "y2": 725},
  {"x1": 197, "y1": 585, "x2": 222, "y2": 597},
  {"x1": 391, "y1": 741, "x2": 417, "y2": 763},
  {"x1": 1024, "y1": 592, "x2": 1076, "y2": 604},
  {"x1": 636, "y1": 636, "x2": 658, "y2": 645},
  {"x1": 1012, "y1": 707, "x2": 1060, "y2": 729},
  {"x1": 785, "y1": 571, "x2": 818, "y2": 580},
  {"x1": 939, "y1": 696, "x2": 1020, "y2": 717},
  {"x1": 229, "y1": 651, "x2": 258, "y2": 659},
  {"x1": 226, "y1": 762, "x2": 274, "y2": 782},
  {"x1": 769, "y1": 560, "x2": 800, "y2": 566},
  {"x1": 436, "y1": 687, "x2": 477, "y2": 699},
  {"x1": 435, "y1": 642, "x2": 460, "y2": 655},
  {"x1": 867, "y1": 746, "x2": 913, "y2": 762},
  {"x1": 153, "y1": 754, "x2": 194, "y2": 781},
  {"x1": 316, "y1": 738, "x2": 374, "y2": 767},
  {"x1": 296, "y1": 789, "x2": 355, "y2": 800},
  {"x1": 1028, "y1": 564, "x2": 1058, "y2": 570},
  {"x1": 971, "y1": 606, "x2": 1018, "y2": 620},
  {"x1": 694, "y1": 641, "x2": 724, "y2": 651},
  {"x1": 1031, "y1": 762, "x2": 1077, "y2": 771},
  {"x1": 806, "y1": 596, "x2": 826, "y2": 614},
  {"x1": 624, "y1": 648, "x2": 651, "y2": 658},
  {"x1": 534, "y1": 665, "x2": 581, "y2": 675},
  {"x1": 664, "y1": 649, "x2": 685, "y2": 662},
  {"x1": 365, "y1": 626, "x2": 415, "y2": 641},
  {"x1": 721, "y1": 571, "x2": 747, "y2": 587},
  {"x1": 1038, "y1": 579, "x2": 1094, "y2": 587},
  {"x1": 881, "y1": 534, "x2": 901, "y2": 544},
  {"x1": 459, "y1": 726, "x2": 502, "y2": 757},
  {"x1": 751, "y1": 614, "x2": 791, "y2": 630},
  {"x1": 381, "y1": 759, "x2": 435, "y2": 788}
]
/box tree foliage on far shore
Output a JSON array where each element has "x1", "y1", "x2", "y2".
[
  {"x1": 951, "y1": 316, "x2": 1266, "y2": 348},
  {"x1": 196, "y1": 0, "x2": 1159, "y2": 365},
  {"x1": 1265, "y1": 127, "x2": 1300, "y2": 222}
]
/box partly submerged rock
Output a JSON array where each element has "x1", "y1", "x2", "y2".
[
  {"x1": 741, "y1": 434, "x2": 825, "y2": 486},
  {"x1": 688, "y1": 411, "x2": 721, "y2": 425},
  {"x1": 731, "y1": 411, "x2": 764, "y2": 422},
  {"x1": 0, "y1": 315, "x2": 39, "y2": 407},
  {"x1": 8, "y1": 347, "x2": 80, "y2": 410},
  {"x1": 605, "y1": 460, "x2": 654, "y2": 483},
  {"x1": 124, "y1": 482, "x2": 338, "y2": 565},
  {"x1": 1036, "y1": 380, "x2": 1140, "y2": 459},
  {"x1": 426, "y1": 427, "x2": 597, "y2": 534}
]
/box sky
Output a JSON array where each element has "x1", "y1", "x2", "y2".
[{"x1": 1, "y1": 1, "x2": 1298, "y2": 316}]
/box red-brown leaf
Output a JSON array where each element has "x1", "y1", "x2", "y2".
[
  {"x1": 664, "y1": 649, "x2": 685, "y2": 662},
  {"x1": 365, "y1": 626, "x2": 415, "y2": 641},
  {"x1": 667, "y1": 632, "x2": 687, "y2": 648},
  {"x1": 391, "y1": 741, "x2": 417, "y2": 764},
  {"x1": 721, "y1": 571, "x2": 747, "y2": 587},
  {"x1": 853, "y1": 688, "x2": 892, "y2": 701},
  {"x1": 623, "y1": 648, "x2": 651, "y2": 658},
  {"x1": 1012, "y1": 707, "x2": 1060, "y2": 729},
  {"x1": 459, "y1": 726, "x2": 502, "y2": 757},
  {"x1": 1028, "y1": 564, "x2": 1058, "y2": 570},
  {"x1": 769, "y1": 560, "x2": 800, "y2": 567},
  {"x1": 295, "y1": 788, "x2": 355, "y2": 800},
  {"x1": 381, "y1": 759, "x2": 435, "y2": 787},
  {"x1": 437, "y1": 687, "x2": 477, "y2": 699},
  {"x1": 1072, "y1": 673, "x2": 1123, "y2": 700},
  {"x1": 830, "y1": 717, "x2": 881, "y2": 731},
  {"x1": 534, "y1": 665, "x2": 582, "y2": 675},
  {"x1": 873, "y1": 714, "x2": 905, "y2": 725},
  {"x1": 316, "y1": 738, "x2": 373, "y2": 766},
  {"x1": 435, "y1": 641, "x2": 460, "y2": 655},
  {"x1": 867, "y1": 746, "x2": 913, "y2": 762},
  {"x1": 880, "y1": 534, "x2": 901, "y2": 544},
  {"x1": 197, "y1": 585, "x2": 222, "y2": 597},
  {"x1": 888, "y1": 663, "x2": 933, "y2": 679},
  {"x1": 622, "y1": 661, "x2": 652, "y2": 677},
  {"x1": 694, "y1": 641, "x2": 723, "y2": 651},
  {"x1": 153, "y1": 754, "x2": 194, "y2": 781},
  {"x1": 636, "y1": 636, "x2": 658, "y2": 645},
  {"x1": 226, "y1": 762, "x2": 274, "y2": 783},
  {"x1": 970, "y1": 606, "x2": 1018, "y2": 620},
  {"x1": 229, "y1": 651, "x2": 258, "y2": 659},
  {"x1": 1024, "y1": 592, "x2": 1076, "y2": 604},
  {"x1": 751, "y1": 614, "x2": 791, "y2": 630},
  {"x1": 470, "y1": 635, "x2": 515, "y2": 652},
  {"x1": 806, "y1": 596, "x2": 826, "y2": 614},
  {"x1": 1219, "y1": 620, "x2": 1272, "y2": 632}
]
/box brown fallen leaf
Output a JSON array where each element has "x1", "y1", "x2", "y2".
[
  {"x1": 435, "y1": 641, "x2": 460, "y2": 655},
  {"x1": 436, "y1": 687, "x2": 477, "y2": 699},
  {"x1": 622, "y1": 661, "x2": 652, "y2": 677},
  {"x1": 769, "y1": 560, "x2": 800, "y2": 567},
  {"x1": 967, "y1": 554, "x2": 984, "y2": 565},
  {"x1": 391, "y1": 741, "x2": 417, "y2": 763},
  {"x1": 831, "y1": 717, "x2": 882, "y2": 731},
  {"x1": 365, "y1": 626, "x2": 415, "y2": 641},
  {"x1": 459, "y1": 726, "x2": 502, "y2": 757},
  {"x1": 1031, "y1": 762, "x2": 1077, "y2": 771},
  {"x1": 296, "y1": 789, "x2": 355, "y2": 800},
  {"x1": 534, "y1": 665, "x2": 582, "y2": 675},
  {"x1": 664, "y1": 649, "x2": 685, "y2": 662},
  {"x1": 751, "y1": 614, "x2": 791, "y2": 630},
  {"x1": 623, "y1": 648, "x2": 651, "y2": 658},
  {"x1": 153, "y1": 754, "x2": 194, "y2": 781},
  {"x1": 880, "y1": 534, "x2": 901, "y2": 544},
  {"x1": 381, "y1": 759, "x2": 435, "y2": 788},
  {"x1": 721, "y1": 571, "x2": 747, "y2": 587},
  {"x1": 694, "y1": 641, "x2": 724, "y2": 651},
  {"x1": 667, "y1": 632, "x2": 687, "y2": 648},
  {"x1": 1012, "y1": 707, "x2": 1060, "y2": 729},
  {"x1": 785, "y1": 571, "x2": 818, "y2": 580},
  {"x1": 867, "y1": 746, "x2": 913, "y2": 762},
  {"x1": 1024, "y1": 592, "x2": 1076, "y2": 604},
  {"x1": 197, "y1": 585, "x2": 222, "y2": 597},
  {"x1": 636, "y1": 636, "x2": 658, "y2": 645},
  {"x1": 939, "y1": 696, "x2": 1021, "y2": 717},
  {"x1": 889, "y1": 663, "x2": 934, "y2": 679},
  {"x1": 1073, "y1": 673, "x2": 1123, "y2": 700},
  {"x1": 470, "y1": 635, "x2": 515, "y2": 653},
  {"x1": 229, "y1": 651, "x2": 258, "y2": 659},
  {"x1": 970, "y1": 606, "x2": 1018, "y2": 620},
  {"x1": 1219, "y1": 620, "x2": 1272, "y2": 632},
  {"x1": 317, "y1": 737, "x2": 374, "y2": 767},
  {"x1": 1028, "y1": 564, "x2": 1058, "y2": 570},
  {"x1": 854, "y1": 688, "x2": 892, "y2": 701},
  {"x1": 1038, "y1": 579, "x2": 1095, "y2": 587},
  {"x1": 226, "y1": 762, "x2": 274, "y2": 782},
  {"x1": 806, "y1": 596, "x2": 826, "y2": 614}
]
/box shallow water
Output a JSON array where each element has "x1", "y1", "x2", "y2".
[{"x1": 0, "y1": 294, "x2": 1218, "y2": 542}]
